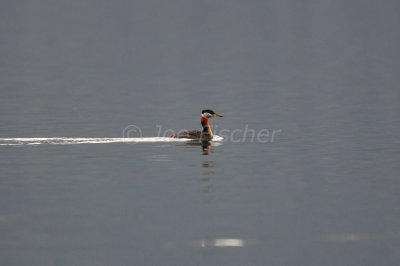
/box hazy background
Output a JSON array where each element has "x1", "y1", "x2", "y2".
[{"x1": 1, "y1": 0, "x2": 399, "y2": 265}]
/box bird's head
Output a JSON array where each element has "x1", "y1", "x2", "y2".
[{"x1": 201, "y1": 109, "x2": 223, "y2": 119}]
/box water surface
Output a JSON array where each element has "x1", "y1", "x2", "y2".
[{"x1": 1, "y1": 0, "x2": 399, "y2": 265}]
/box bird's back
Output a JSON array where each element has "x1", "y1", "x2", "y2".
[{"x1": 170, "y1": 130, "x2": 212, "y2": 141}]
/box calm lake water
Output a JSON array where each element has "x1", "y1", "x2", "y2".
[{"x1": 1, "y1": 0, "x2": 400, "y2": 265}]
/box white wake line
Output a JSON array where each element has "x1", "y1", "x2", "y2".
[{"x1": 0, "y1": 136, "x2": 224, "y2": 146}]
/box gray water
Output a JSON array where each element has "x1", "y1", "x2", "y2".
[{"x1": 1, "y1": 1, "x2": 400, "y2": 265}]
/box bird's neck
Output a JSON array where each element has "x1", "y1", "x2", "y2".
[{"x1": 201, "y1": 116, "x2": 213, "y2": 136}]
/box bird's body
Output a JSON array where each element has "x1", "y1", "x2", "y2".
[{"x1": 170, "y1": 110, "x2": 222, "y2": 141}]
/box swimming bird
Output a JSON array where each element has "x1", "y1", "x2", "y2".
[{"x1": 170, "y1": 109, "x2": 223, "y2": 141}]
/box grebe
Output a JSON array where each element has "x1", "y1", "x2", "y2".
[{"x1": 170, "y1": 109, "x2": 223, "y2": 141}]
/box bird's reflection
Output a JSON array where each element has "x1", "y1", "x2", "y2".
[
  {"x1": 201, "y1": 141, "x2": 212, "y2": 155},
  {"x1": 176, "y1": 141, "x2": 216, "y2": 193},
  {"x1": 178, "y1": 140, "x2": 214, "y2": 155},
  {"x1": 202, "y1": 161, "x2": 214, "y2": 168},
  {"x1": 176, "y1": 141, "x2": 217, "y2": 193}
]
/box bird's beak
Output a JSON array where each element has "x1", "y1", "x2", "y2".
[{"x1": 214, "y1": 113, "x2": 223, "y2": 117}]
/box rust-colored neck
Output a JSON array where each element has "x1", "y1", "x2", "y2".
[
  {"x1": 201, "y1": 116, "x2": 213, "y2": 137},
  {"x1": 201, "y1": 116, "x2": 209, "y2": 127}
]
